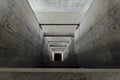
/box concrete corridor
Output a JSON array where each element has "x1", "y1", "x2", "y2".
[{"x1": 1, "y1": 0, "x2": 120, "y2": 79}]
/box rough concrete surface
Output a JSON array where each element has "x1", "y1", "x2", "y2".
[
  {"x1": 0, "y1": 72, "x2": 119, "y2": 80},
  {"x1": 74, "y1": 0, "x2": 120, "y2": 68},
  {"x1": 64, "y1": 38, "x2": 78, "y2": 66},
  {"x1": 42, "y1": 37, "x2": 53, "y2": 66},
  {"x1": 1, "y1": 0, "x2": 120, "y2": 69},
  {"x1": 0, "y1": 0, "x2": 43, "y2": 67}
]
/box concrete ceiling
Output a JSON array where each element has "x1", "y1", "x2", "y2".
[
  {"x1": 28, "y1": 0, "x2": 93, "y2": 55},
  {"x1": 46, "y1": 37, "x2": 72, "y2": 53},
  {"x1": 35, "y1": 12, "x2": 84, "y2": 24},
  {"x1": 46, "y1": 37, "x2": 72, "y2": 41},
  {"x1": 42, "y1": 25, "x2": 77, "y2": 35},
  {"x1": 28, "y1": 0, "x2": 92, "y2": 12},
  {"x1": 28, "y1": 0, "x2": 93, "y2": 24}
]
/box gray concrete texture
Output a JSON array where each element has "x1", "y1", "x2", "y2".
[
  {"x1": 0, "y1": 72, "x2": 120, "y2": 80},
  {"x1": 0, "y1": 0, "x2": 43, "y2": 67},
  {"x1": 74, "y1": 0, "x2": 120, "y2": 68},
  {"x1": 1, "y1": 0, "x2": 120, "y2": 69},
  {"x1": 64, "y1": 38, "x2": 78, "y2": 66},
  {"x1": 42, "y1": 37, "x2": 53, "y2": 65}
]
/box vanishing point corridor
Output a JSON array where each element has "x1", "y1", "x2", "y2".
[{"x1": 0, "y1": 0, "x2": 120, "y2": 80}]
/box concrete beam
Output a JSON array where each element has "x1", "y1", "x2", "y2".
[
  {"x1": 51, "y1": 47, "x2": 65, "y2": 51},
  {"x1": 48, "y1": 41, "x2": 69, "y2": 43},
  {"x1": 40, "y1": 24, "x2": 79, "y2": 26},
  {"x1": 50, "y1": 45, "x2": 67, "y2": 47},
  {"x1": 44, "y1": 34, "x2": 74, "y2": 37}
]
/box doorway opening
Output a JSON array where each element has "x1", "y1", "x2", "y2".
[{"x1": 54, "y1": 53, "x2": 62, "y2": 61}]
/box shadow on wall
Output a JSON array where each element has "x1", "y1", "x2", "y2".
[
  {"x1": 74, "y1": 0, "x2": 120, "y2": 68},
  {"x1": 0, "y1": 0, "x2": 43, "y2": 68}
]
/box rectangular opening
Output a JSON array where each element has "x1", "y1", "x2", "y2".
[{"x1": 54, "y1": 53, "x2": 62, "y2": 61}]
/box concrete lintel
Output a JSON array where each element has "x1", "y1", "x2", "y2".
[
  {"x1": 48, "y1": 41, "x2": 69, "y2": 43},
  {"x1": 50, "y1": 45, "x2": 67, "y2": 47},
  {"x1": 40, "y1": 24, "x2": 79, "y2": 26},
  {"x1": 44, "y1": 35, "x2": 74, "y2": 37}
]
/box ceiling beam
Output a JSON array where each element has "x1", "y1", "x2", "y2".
[
  {"x1": 44, "y1": 33, "x2": 74, "y2": 37},
  {"x1": 50, "y1": 45, "x2": 67, "y2": 47},
  {"x1": 40, "y1": 24, "x2": 80, "y2": 26},
  {"x1": 51, "y1": 49, "x2": 65, "y2": 51},
  {"x1": 44, "y1": 35, "x2": 74, "y2": 37},
  {"x1": 76, "y1": 23, "x2": 80, "y2": 29},
  {"x1": 51, "y1": 47, "x2": 65, "y2": 49},
  {"x1": 39, "y1": 24, "x2": 42, "y2": 29},
  {"x1": 50, "y1": 47, "x2": 66, "y2": 48},
  {"x1": 48, "y1": 41, "x2": 69, "y2": 43}
]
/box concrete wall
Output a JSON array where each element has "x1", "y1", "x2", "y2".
[
  {"x1": 0, "y1": 0, "x2": 43, "y2": 67},
  {"x1": 0, "y1": 72, "x2": 120, "y2": 80},
  {"x1": 74, "y1": 0, "x2": 120, "y2": 68},
  {"x1": 64, "y1": 38, "x2": 78, "y2": 66},
  {"x1": 42, "y1": 37, "x2": 53, "y2": 65}
]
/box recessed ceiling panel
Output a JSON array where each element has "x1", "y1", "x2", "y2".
[
  {"x1": 28, "y1": 0, "x2": 93, "y2": 24},
  {"x1": 51, "y1": 47, "x2": 65, "y2": 51},
  {"x1": 28, "y1": 0, "x2": 93, "y2": 12},
  {"x1": 46, "y1": 37, "x2": 72, "y2": 42},
  {"x1": 36, "y1": 12, "x2": 84, "y2": 24},
  {"x1": 42, "y1": 25, "x2": 77, "y2": 35}
]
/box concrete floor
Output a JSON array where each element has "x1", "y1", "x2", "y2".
[
  {"x1": 0, "y1": 68, "x2": 119, "y2": 72},
  {"x1": 0, "y1": 68, "x2": 119, "y2": 80}
]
